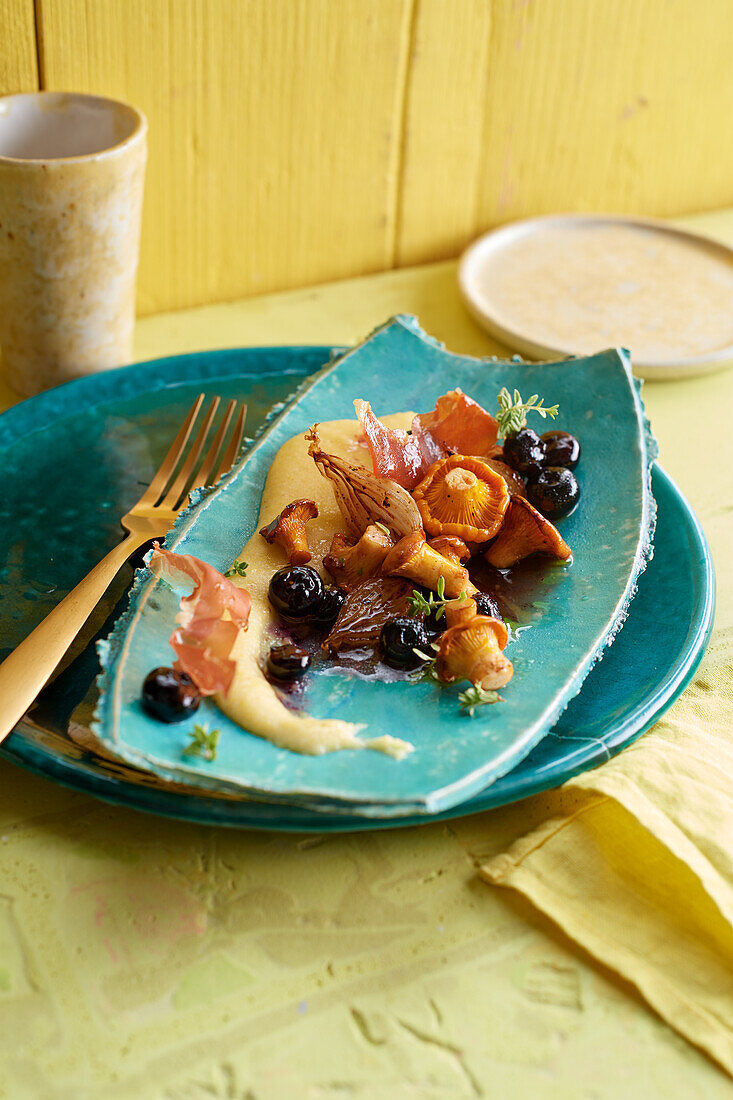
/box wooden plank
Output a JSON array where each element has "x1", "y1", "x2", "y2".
[
  {"x1": 475, "y1": 0, "x2": 733, "y2": 231},
  {"x1": 30, "y1": 0, "x2": 733, "y2": 312},
  {"x1": 0, "y1": 0, "x2": 38, "y2": 94},
  {"x1": 36, "y1": 0, "x2": 412, "y2": 314},
  {"x1": 395, "y1": 0, "x2": 492, "y2": 266}
]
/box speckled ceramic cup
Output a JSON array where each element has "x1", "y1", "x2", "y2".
[{"x1": 0, "y1": 92, "x2": 147, "y2": 396}]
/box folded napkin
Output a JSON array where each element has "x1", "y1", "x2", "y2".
[{"x1": 481, "y1": 660, "x2": 733, "y2": 1077}]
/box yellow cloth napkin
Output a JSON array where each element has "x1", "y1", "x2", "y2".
[{"x1": 481, "y1": 661, "x2": 733, "y2": 1076}]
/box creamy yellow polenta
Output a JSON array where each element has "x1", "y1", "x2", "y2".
[{"x1": 216, "y1": 414, "x2": 415, "y2": 758}]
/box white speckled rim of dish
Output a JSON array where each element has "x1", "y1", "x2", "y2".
[
  {"x1": 458, "y1": 213, "x2": 733, "y2": 381},
  {"x1": 0, "y1": 91, "x2": 147, "y2": 164}
]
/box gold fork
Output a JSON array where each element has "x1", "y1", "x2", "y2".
[{"x1": 0, "y1": 394, "x2": 246, "y2": 746}]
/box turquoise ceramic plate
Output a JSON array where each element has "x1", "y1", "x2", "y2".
[
  {"x1": 0, "y1": 338, "x2": 713, "y2": 829},
  {"x1": 92, "y1": 317, "x2": 656, "y2": 815}
]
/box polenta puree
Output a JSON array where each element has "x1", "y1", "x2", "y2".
[{"x1": 216, "y1": 415, "x2": 415, "y2": 758}]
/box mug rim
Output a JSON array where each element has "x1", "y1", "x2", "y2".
[{"x1": 0, "y1": 91, "x2": 147, "y2": 166}]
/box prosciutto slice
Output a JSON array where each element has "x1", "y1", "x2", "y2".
[
  {"x1": 354, "y1": 399, "x2": 440, "y2": 489},
  {"x1": 148, "y1": 544, "x2": 251, "y2": 696},
  {"x1": 354, "y1": 389, "x2": 498, "y2": 490},
  {"x1": 413, "y1": 388, "x2": 498, "y2": 457}
]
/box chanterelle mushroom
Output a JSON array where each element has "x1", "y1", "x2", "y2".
[
  {"x1": 323, "y1": 524, "x2": 394, "y2": 589},
  {"x1": 427, "y1": 535, "x2": 471, "y2": 567},
  {"x1": 435, "y1": 616, "x2": 513, "y2": 690},
  {"x1": 382, "y1": 531, "x2": 477, "y2": 599},
  {"x1": 413, "y1": 455, "x2": 509, "y2": 541},
  {"x1": 484, "y1": 495, "x2": 571, "y2": 569},
  {"x1": 259, "y1": 498, "x2": 318, "y2": 565},
  {"x1": 483, "y1": 457, "x2": 526, "y2": 497},
  {"x1": 444, "y1": 595, "x2": 477, "y2": 629}
]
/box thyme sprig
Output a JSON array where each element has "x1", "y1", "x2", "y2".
[
  {"x1": 183, "y1": 724, "x2": 221, "y2": 761},
  {"x1": 412, "y1": 641, "x2": 441, "y2": 681},
  {"x1": 496, "y1": 387, "x2": 559, "y2": 438},
  {"x1": 406, "y1": 576, "x2": 466, "y2": 623},
  {"x1": 224, "y1": 559, "x2": 249, "y2": 579},
  {"x1": 458, "y1": 686, "x2": 503, "y2": 717}
]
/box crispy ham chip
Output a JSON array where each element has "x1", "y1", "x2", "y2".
[
  {"x1": 413, "y1": 389, "x2": 498, "y2": 457},
  {"x1": 354, "y1": 389, "x2": 498, "y2": 489},
  {"x1": 148, "y1": 544, "x2": 251, "y2": 696},
  {"x1": 354, "y1": 399, "x2": 441, "y2": 489}
]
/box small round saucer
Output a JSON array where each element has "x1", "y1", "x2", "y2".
[{"x1": 459, "y1": 213, "x2": 733, "y2": 380}]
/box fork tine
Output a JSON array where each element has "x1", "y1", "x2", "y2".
[
  {"x1": 188, "y1": 399, "x2": 238, "y2": 493},
  {"x1": 159, "y1": 396, "x2": 221, "y2": 509},
  {"x1": 136, "y1": 394, "x2": 205, "y2": 508},
  {"x1": 212, "y1": 403, "x2": 246, "y2": 483}
]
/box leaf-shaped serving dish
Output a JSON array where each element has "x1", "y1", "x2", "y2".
[{"x1": 94, "y1": 317, "x2": 656, "y2": 816}]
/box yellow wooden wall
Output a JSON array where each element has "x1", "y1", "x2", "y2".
[
  {"x1": 0, "y1": 0, "x2": 37, "y2": 93},
  {"x1": 1, "y1": 0, "x2": 732, "y2": 314}
]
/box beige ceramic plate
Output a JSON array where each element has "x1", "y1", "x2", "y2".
[{"x1": 458, "y1": 213, "x2": 733, "y2": 380}]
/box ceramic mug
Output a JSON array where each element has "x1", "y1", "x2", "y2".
[{"x1": 0, "y1": 92, "x2": 147, "y2": 396}]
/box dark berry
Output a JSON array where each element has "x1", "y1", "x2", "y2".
[
  {"x1": 423, "y1": 606, "x2": 444, "y2": 636},
  {"x1": 379, "y1": 617, "x2": 431, "y2": 670},
  {"x1": 142, "y1": 667, "x2": 201, "y2": 722},
  {"x1": 267, "y1": 644, "x2": 311, "y2": 682},
  {"x1": 541, "y1": 430, "x2": 580, "y2": 470},
  {"x1": 268, "y1": 565, "x2": 324, "y2": 622},
  {"x1": 503, "y1": 428, "x2": 546, "y2": 475},
  {"x1": 474, "y1": 591, "x2": 501, "y2": 619},
  {"x1": 527, "y1": 467, "x2": 580, "y2": 519},
  {"x1": 310, "y1": 586, "x2": 346, "y2": 629}
]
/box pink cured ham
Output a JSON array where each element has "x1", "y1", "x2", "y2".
[
  {"x1": 354, "y1": 389, "x2": 498, "y2": 490},
  {"x1": 413, "y1": 389, "x2": 498, "y2": 457},
  {"x1": 354, "y1": 399, "x2": 441, "y2": 489},
  {"x1": 148, "y1": 544, "x2": 251, "y2": 696}
]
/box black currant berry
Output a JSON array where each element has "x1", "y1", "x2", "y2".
[
  {"x1": 474, "y1": 591, "x2": 501, "y2": 619},
  {"x1": 310, "y1": 586, "x2": 347, "y2": 629},
  {"x1": 268, "y1": 566, "x2": 324, "y2": 622},
  {"x1": 378, "y1": 618, "x2": 431, "y2": 670},
  {"x1": 142, "y1": 667, "x2": 201, "y2": 722},
  {"x1": 503, "y1": 429, "x2": 546, "y2": 475},
  {"x1": 267, "y1": 644, "x2": 311, "y2": 682},
  {"x1": 541, "y1": 430, "x2": 580, "y2": 470},
  {"x1": 527, "y1": 467, "x2": 580, "y2": 519}
]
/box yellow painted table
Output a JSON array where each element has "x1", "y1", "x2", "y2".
[{"x1": 1, "y1": 211, "x2": 732, "y2": 1098}]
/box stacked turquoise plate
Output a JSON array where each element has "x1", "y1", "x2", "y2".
[{"x1": 0, "y1": 320, "x2": 714, "y2": 830}]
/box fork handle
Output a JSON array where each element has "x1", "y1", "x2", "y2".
[{"x1": 0, "y1": 532, "x2": 148, "y2": 746}]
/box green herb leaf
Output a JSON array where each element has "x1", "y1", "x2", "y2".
[
  {"x1": 458, "y1": 685, "x2": 502, "y2": 717},
  {"x1": 374, "y1": 521, "x2": 391, "y2": 537},
  {"x1": 183, "y1": 724, "x2": 221, "y2": 761},
  {"x1": 495, "y1": 387, "x2": 559, "y2": 438},
  {"x1": 412, "y1": 648, "x2": 441, "y2": 682},
  {"x1": 406, "y1": 588, "x2": 432, "y2": 617},
  {"x1": 224, "y1": 559, "x2": 248, "y2": 579},
  {"x1": 405, "y1": 576, "x2": 457, "y2": 624}
]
